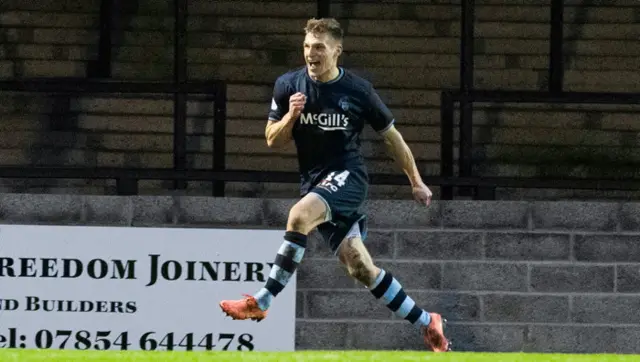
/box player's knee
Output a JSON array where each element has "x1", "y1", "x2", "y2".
[
  {"x1": 287, "y1": 206, "x2": 314, "y2": 233},
  {"x1": 287, "y1": 196, "x2": 326, "y2": 233}
]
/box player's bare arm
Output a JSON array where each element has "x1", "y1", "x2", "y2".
[
  {"x1": 381, "y1": 125, "x2": 433, "y2": 206},
  {"x1": 265, "y1": 92, "x2": 306, "y2": 148}
]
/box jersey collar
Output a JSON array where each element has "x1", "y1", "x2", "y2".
[{"x1": 307, "y1": 67, "x2": 344, "y2": 85}]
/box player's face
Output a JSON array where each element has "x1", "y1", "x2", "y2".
[{"x1": 303, "y1": 32, "x2": 342, "y2": 82}]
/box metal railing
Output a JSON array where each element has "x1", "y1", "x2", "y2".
[
  {"x1": 0, "y1": 0, "x2": 425, "y2": 197},
  {"x1": 0, "y1": 0, "x2": 228, "y2": 196},
  {"x1": 3, "y1": 0, "x2": 637, "y2": 199},
  {"x1": 0, "y1": 78, "x2": 227, "y2": 195},
  {"x1": 438, "y1": 0, "x2": 640, "y2": 199},
  {"x1": 439, "y1": 90, "x2": 640, "y2": 199}
]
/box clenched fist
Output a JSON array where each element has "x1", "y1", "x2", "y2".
[
  {"x1": 288, "y1": 92, "x2": 306, "y2": 118},
  {"x1": 412, "y1": 182, "x2": 433, "y2": 206}
]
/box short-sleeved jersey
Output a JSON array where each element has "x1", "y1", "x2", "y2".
[{"x1": 268, "y1": 66, "x2": 395, "y2": 195}]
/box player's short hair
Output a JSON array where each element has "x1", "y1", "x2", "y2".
[{"x1": 304, "y1": 18, "x2": 343, "y2": 42}]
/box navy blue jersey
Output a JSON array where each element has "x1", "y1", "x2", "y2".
[{"x1": 267, "y1": 66, "x2": 395, "y2": 195}]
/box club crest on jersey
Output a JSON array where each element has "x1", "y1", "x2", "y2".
[
  {"x1": 338, "y1": 97, "x2": 352, "y2": 112},
  {"x1": 299, "y1": 112, "x2": 349, "y2": 131}
]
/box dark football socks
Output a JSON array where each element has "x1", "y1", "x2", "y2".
[
  {"x1": 369, "y1": 269, "x2": 431, "y2": 328},
  {"x1": 253, "y1": 231, "x2": 307, "y2": 311}
]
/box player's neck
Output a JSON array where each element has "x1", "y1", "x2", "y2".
[{"x1": 310, "y1": 66, "x2": 340, "y2": 83}]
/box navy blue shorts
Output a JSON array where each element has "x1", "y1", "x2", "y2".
[{"x1": 307, "y1": 168, "x2": 369, "y2": 253}]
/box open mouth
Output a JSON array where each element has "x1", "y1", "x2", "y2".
[{"x1": 308, "y1": 61, "x2": 321, "y2": 69}]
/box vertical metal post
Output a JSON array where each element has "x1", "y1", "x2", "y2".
[
  {"x1": 317, "y1": 0, "x2": 330, "y2": 18},
  {"x1": 548, "y1": 0, "x2": 565, "y2": 92},
  {"x1": 116, "y1": 177, "x2": 138, "y2": 195},
  {"x1": 440, "y1": 92, "x2": 454, "y2": 200},
  {"x1": 173, "y1": 0, "x2": 188, "y2": 190},
  {"x1": 90, "y1": 0, "x2": 113, "y2": 78},
  {"x1": 458, "y1": 0, "x2": 475, "y2": 195},
  {"x1": 213, "y1": 82, "x2": 228, "y2": 197}
]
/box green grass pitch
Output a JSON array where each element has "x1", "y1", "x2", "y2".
[{"x1": 0, "y1": 350, "x2": 638, "y2": 362}]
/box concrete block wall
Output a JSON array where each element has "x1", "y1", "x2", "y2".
[
  {"x1": 2, "y1": 193, "x2": 640, "y2": 353},
  {"x1": 1, "y1": 0, "x2": 640, "y2": 199}
]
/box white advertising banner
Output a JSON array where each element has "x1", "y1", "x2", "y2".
[{"x1": 0, "y1": 225, "x2": 295, "y2": 352}]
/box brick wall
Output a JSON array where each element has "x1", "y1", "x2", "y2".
[{"x1": 2, "y1": 193, "x2": 639, "y2": 353}]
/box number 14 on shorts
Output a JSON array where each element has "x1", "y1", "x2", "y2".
[{"x1": 319, "y1": 170, "x2": 350, "y2": 192}]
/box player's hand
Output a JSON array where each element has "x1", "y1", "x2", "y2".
[
  {"x1": 412, "y1": 182, "x2": 433, "y2": 206},
  {"x1": 288, "y1": 92, "x2": 306, "y2": 118}
]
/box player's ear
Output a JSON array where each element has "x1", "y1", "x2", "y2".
[{"x1": 335, "y1": 44, "x2": 343, "y2": 57}]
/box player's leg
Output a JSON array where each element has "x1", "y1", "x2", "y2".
[
  {"x1": 252, "y1": 192, "x2": 328, "y2": 310},
  {"x1": 219, "y1": 192, "x2": 328, "y2": 321},
  {"x1": 336, "y1": 228, "x2": 450, "y2": 352}
]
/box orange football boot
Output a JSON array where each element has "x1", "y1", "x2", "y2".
[
  {"x1": 219, "y1": 294, "x2": 268, "y2": 322},
  {"x1": 422, "y1": 313, "x2": 451, "y2": 352}
]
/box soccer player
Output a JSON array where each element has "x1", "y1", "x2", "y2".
[{"x1": 219, "y1": 18, "x2": 450, "y2": 352}]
